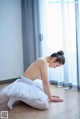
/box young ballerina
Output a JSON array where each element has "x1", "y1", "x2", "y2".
[{"x1": 0, "y1": 50, "x2": 65, "y2": 110}]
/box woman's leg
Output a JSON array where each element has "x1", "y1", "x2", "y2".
[
  {"x1": 21, "y1": 98, "x2": 49, "y2": 110},
  {"x1": 7, "y1": 96, "x2": 49, "y2": 110},
  {"x1": 7, "y1": 96, "x2": 19, "y2": 110}
]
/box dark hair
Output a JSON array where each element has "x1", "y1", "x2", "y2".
[{"x1": 50, "y1": 50, "x2": 65, "y2": 65}]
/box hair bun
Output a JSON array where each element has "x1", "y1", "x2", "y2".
[{"x1": 57, "y1": 50, "x2": 64, "y2": 55}]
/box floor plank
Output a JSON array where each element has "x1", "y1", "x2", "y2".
[{"x1": 0, "y1": 84, "x2": 80, "y2": 119}]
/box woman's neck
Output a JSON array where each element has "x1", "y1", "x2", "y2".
[{"x1": 45, "y1": 56, "x2": 50, "y2": 63}]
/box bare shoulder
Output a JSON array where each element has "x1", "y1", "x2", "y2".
[
  {"x1": 37, "y1": 57, "x2": 47, "y2": 66},
  {"x1": 37, "y1": 57, "x2": 48, "y2": 82},
  {"x1": 36, "y1": 58, "x2": 48, "y2": 74}
]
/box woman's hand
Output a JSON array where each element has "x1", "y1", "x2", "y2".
[{"x1": 50, "y1": 96, "x2": 64, "y2": 102}]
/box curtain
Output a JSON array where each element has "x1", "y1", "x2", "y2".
[
  {"x1": 39, "y1": 0, "x2": 80, "y2": 90},
  {"x1": 21, "y1": 0, "x2": 40, "y2": 71}
]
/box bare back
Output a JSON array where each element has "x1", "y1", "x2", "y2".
[{"x1": 23, "y1": 57, "x2": 48, "y2": 81}]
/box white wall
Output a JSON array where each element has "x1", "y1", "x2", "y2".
[{"x1": 0, "y1": 0, "x2": 23, "y2": 80}]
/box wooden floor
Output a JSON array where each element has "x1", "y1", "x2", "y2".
[{"x1": 0, "y1": 83, "x2": 80, "y2": 119}]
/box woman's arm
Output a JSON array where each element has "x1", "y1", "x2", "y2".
[
  {"x1": 40, "y1": 60, "x2": 52, "y2": 100},
  {"x1": 40, "y1": 60, "x2": 64, "y2": 102}
]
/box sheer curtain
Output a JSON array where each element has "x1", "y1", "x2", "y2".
[{"x1": 39, "y1": 0, "x2": 80, "y2": 89}]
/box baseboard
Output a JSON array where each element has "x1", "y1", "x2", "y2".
[{"x1": 0, "y1": 77, "x2": 20, "y2": 85}]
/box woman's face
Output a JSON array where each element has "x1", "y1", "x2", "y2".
[
  {"x1": 52, "y1": 62, "x2": 61, "y2": 68},
  {"x1": 49, "y1": 58, "x2": 62, "y2": 68}
]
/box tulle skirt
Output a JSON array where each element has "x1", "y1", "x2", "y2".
[{"x1": 1, "y1": 76, "x2": 48, "y2": 100}]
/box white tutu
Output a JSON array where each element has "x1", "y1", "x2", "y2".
[
  {"x1": 0, "y1": 76, "x2": 49, "y2": 109},
  {"x1": 1, "y1": 76, "x2": 48, "y2": 100}
]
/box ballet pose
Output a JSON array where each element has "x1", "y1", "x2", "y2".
[{"x1": 0, "y1": 50, "x2": 65, "y2": 110}]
